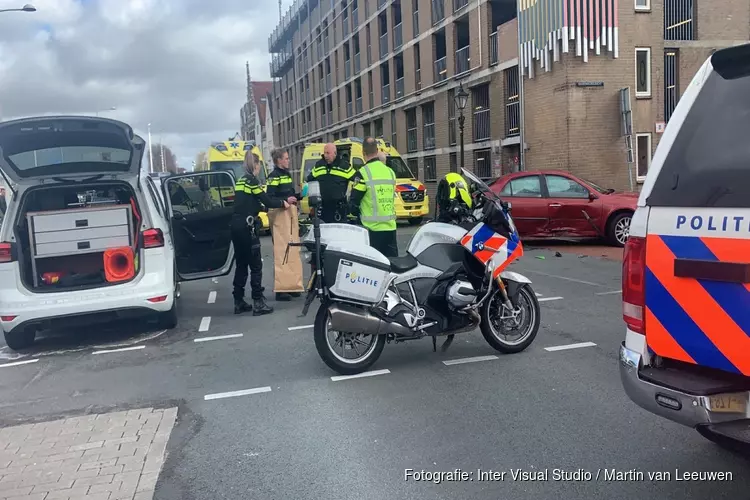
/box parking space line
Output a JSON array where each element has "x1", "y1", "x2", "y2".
[
  {"x1": 331, "y1": 369, "x2": 391, "y2": 381},
  {"x1": 544, "y1": 342, "x2": 597, "y2": 352},
  {"x1": 288, "y1": 324, "x2": 314, "y2": 331},
  {"x1": 208, "y1": 291, "x2": 217, "y2": 304},
  {"x1": 443, "y1": 355, "x2": 498, "y2": 366},
  {"x1": 535, "y1": 293, "x2": 543, "y2": 297},
  {"x1": 199, "y1": 317, "x2": 211, "y2": 332},
  {"x1": 523, "y1": 269, "x2": 603, "y2": 287},
  {"x1": 194, "y1": 333, "x2": 244, "y2": 343},
  {"x1": 538, "y1": 296, "x2": 564, "y2": 302},
  {"x1": 92, "y1": 345, "x2": 146, "y2": 355},
  {"x1": 595, "y1": 290, "x2": 621, "y2": 296},
  {"x1": 0, "y1": 358, "x2": 39, "y2": 368},
  {"x1": 204, "y1": 386, "x2": 272, "y2": 401}
]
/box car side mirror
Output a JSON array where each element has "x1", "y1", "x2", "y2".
[
  {"x1": 308, "y1": 181, "x2": 322, "y2": 208},
  {"x1": 589, "y1": 192, "x2": 598, "y2": 201}
]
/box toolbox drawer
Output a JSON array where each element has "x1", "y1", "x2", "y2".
[
  {"x1": 30, "y1": 206, "x2": 130, "y2": 233},
  {"x1": 35, "y1": 235, "x2": 132, "y2": 257},
  {"x1": 34, "y1": 225, "x2": 130, "y2": 245}
]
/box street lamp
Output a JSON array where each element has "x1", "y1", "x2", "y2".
[
  {"x1": 0, "y1": 4, "x2": 36, "y2": 13},
  {"x1": 453, "y1": 82, "x2": 469, "y2": 173}
]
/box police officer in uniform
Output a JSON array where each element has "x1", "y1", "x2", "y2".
[
  {"x1": 230, "y1": 151, "x2": 288, "y2": 315},
  {"x1": 349, "y1": 137, "x2": 398, "y2": 257},
  {"x1": 435, "y1": 171, "x2": 473, "y2": 223},
  {"x1": 306, "y1": 143, "x2": 356, "y2": 223}
]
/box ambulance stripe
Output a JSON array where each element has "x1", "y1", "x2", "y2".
[
  {"x1": 645, "y1": 268, "x2": 739, "y2": 373},
  {"x1": 644, "y1": 307, "x2": 696, "y2": 364},
  {"x1": 700, "y1": 237, "x2": 750, "y2": 293},
  {"x1": 649, "y1": 236, "x2": 750, "y2": 373},
  {"x1": 659, "y1": 235, "x2": 750, "y2": 338}
]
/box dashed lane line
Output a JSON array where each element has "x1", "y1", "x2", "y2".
[
  {"x1": 194, "y1": 333, "x2": 244, "y2": 343},
  {"x1": 443, "y1": 355, "x2": 498, "y2": 366},
  {"x1": 0, "y1": 358, "x2": 39, "y2": 368},
  {"x1": 199, "y1": 317, "x2": 211, "y2": 332},
  {"x1": 92, "y1": 345, "x2": 146, "y2": 355},
  {"x1": 544, "y1": 342, "x2": 597, "y2": 352},
  {"x1": 595, "y1": 290, "x2": 622, "y2": 296},
  {"x1": 288, "y1": 324, "x2": 314, "y2": 331},
  {"x1": 537, "y1": 296, "x2": 564, "y2": 302},
  {"x1": 204, "y1": 386, "x2": 272, "y2": 401},
  {"x1": 208, "y1": 291, "x2": 217, "y2": 304},
  {"x1": 331, "y1": 369, "x2": 391, "y2": 382}
]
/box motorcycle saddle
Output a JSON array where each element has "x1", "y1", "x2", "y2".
[{"x1": 388, "y1": 254, "x2": 419, "y2": 273}]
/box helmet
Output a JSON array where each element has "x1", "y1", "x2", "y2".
[{"x1": 443, "y1": 172, "x2": 473, "y2": 209}]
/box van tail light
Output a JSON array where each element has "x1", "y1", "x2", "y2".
[
  {"x1": 622, "y1": 235, "x2": 646, "y2": 333},
  {"x1": 142, "y1": 229, "x2": 164, "y2": 248},
  {"x1": 0, "y1": 242, "x2": 16, "y2": 263}
]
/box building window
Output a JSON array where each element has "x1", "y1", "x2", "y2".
[
  {"x1": 664, "y1": 49, "x2": 679, "y2": 122},
  {"x1": 363, "y1": 122, "x2": 371, "y2": 137},
  {"x1": 422, "y1": 102, "x2": 435, "y2": 150},
  {"x1": 408, "y1": 158, "x2": 419, "y2": 180},
  {"x1": 448, "y1": 89, "x2": 456, "y2": 145},
  {"x1": 391, "y1": 110, "x2": 397, "y2": 148},
  {"x1": 424, "y1": 155, "x2": 437, "y2": 181},
  {"x1": 664, "y1": 0, "x2": 694, "y2": 40},
  {"x1": 505, "y1": 66, "x2": 520, "y2": 137},
  {"x1": 474, "y1": 149, "x2": 492, "y2": 179},
  {"x1": 635, "y1": 0, "x2": 650, "y2": 10},
  {"x1": 635, "y1": 48, "x2": 651, "y2": 98},
  {"x1": 472, "y1": 84, "x2": 490, "y2": 142},
  {"x1": 406, "y1": 109, "x2": 417, "y2": 152},
  {"x1": 374, "y1": 118, "x2": 384, "y2": 137},
  {"x1": 636, "y1": 133, "x2": 652, "y2": 181},
  {"x1": 449, "y1": 152, "x2": 457, "y2": 172}
]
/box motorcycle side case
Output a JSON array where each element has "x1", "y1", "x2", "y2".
[
  {"x1": 302, "y1": 223, "x2": 371, "y2": 247},
  {"x1": 324, "y1": 242, "x2": 391, "y2": 304}
]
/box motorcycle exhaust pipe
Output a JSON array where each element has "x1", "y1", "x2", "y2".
[{"x1": 328, "y1": 302, "x2": 412, "y2": 337}]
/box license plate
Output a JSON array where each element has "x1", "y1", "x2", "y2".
[
  {"x1": 708, "y1": 394, "x2": 748, "y2": 413},
  {"x1": 409, "y1": 211, "x2": 421, "y2": 216}
]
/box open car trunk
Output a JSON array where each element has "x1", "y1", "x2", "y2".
[{"x1": 14, "y1": 181, "x2": 144, "y2": 293}]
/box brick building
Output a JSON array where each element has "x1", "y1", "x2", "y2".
[{"x1": 267, "y1": 0, "x2": 749, "y2": 200}]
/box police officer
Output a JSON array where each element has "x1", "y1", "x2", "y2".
[
  {"x1": 306, "y1": 143, "x2": 356, "y2": 223},
  {"x1": 349, "y1": 137, "x2": 398, "y2": 257},
  {"x1": 230, "y1": 151, "x2": 288, "y2": 315},
  {"x1": 435, "y1": 171, "x2": 473, "y2": 223}
]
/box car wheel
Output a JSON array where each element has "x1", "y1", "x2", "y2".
[
  {"x1": 607, "y1": 212, "x2": 632, "y2": 247},
  {"x1": 157, "y1": 300, "x2": 178, "y2": 330},
  {"x1": 4, "y1": 327, "x2": 36, "y2": 351}
]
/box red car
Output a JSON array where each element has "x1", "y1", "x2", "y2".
[{"x1": 489, "y1": 170, "x2": 638, "y2": 247}]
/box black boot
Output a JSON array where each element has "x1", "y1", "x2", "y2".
[
  {"x1": 234, "y1": 298, "x2": 253, "y2": 315},
  {"x1": 276, "y1": 292, "x2": 292, "y2": 301},
  {"x1": 253, "y1": 297, "x2": 274, "y2": 316}
]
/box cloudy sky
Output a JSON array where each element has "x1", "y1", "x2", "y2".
[{"x1": 0, "y1": 0, "x2": 286, "y2": 169}]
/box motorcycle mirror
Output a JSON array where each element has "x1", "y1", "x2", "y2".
[
  {"x1": 505, "y1": 202, "x2": 512, "y2": 211},
  {"x1": 308, "y1": 180, "x2": 322, "y2": 208}
]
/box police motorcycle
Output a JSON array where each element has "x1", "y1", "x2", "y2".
[{"x1": 291, "y1": 168, "x2": 540, "y2": 375}]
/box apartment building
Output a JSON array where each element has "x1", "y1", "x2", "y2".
[{"x1": 267, "y1": 0, "x2": 750, "y2": 197}]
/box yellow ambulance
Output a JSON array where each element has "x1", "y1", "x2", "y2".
[
  {"x1": 299, "y1": 137, "x2": 429, "y2": 225},
  {"x1": 206, "y1": 140, "x2": 271, "y2": 233}
]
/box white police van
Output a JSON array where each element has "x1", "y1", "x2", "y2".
[{"x1": 619, "y1": 43, "x2": 750, "y2": 450}]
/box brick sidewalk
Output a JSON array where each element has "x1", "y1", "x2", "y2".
[{"x1": 0, "y1": 407, "x2": 178, "y2": 500}]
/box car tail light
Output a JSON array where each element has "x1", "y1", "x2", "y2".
[
  {"x1": 142, "y1": 228, "x2": 164, "y2": 248},
  {"x1": 0, "y1": 315, "x2": 16, "y2": 322},
  {"x1": 0, "y1": 242, "x2": 15, "y2": 263},
  {"x1": 622, "y1": 235, "x2": 646, "y2": 333},
  {"x1": 147, "y1": 295, "x2": 168, "y2": 303}
]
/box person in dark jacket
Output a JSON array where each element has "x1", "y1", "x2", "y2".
[
  {"x1": 230, "y1": 151, "x2": 288, "y2": 315},
  {"x1": 306, "y1": 143, "x2": 356, "y2": 223}
]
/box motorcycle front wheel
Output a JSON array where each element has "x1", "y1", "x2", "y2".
[
  {"x1": 480, "y1": 284, "x2": 540, "y2": 354},
  {"x1": 313, "y1": 301, "x2": 387, "y2": 375}
]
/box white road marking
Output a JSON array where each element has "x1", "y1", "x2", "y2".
[
  {"x1": 596, "y1": 290, "x2": 622, "y2": 296},
  {"x1": 211, "y1": 278, "x2": 219, "y2": 283},
  {"x1": 443, "y1": 355, "x2": 498, "y2": 366},
  {"x1": 204, "y1": 386, "x2": 272, "y2": 400},
  {"x1": 535, "y1": 293, "x2": 543, "y2": 297},
  {"x1": 194, "y1": 333, "x2": 244, "y2": 343},
  {"x1": 331, "y1": 369, "x2": 391, "y2": 381},
  {"x1": 92, "y1": 345, "x2": 146, "y2": 355},
  {"x1": 0, "y1": 358, "x2": 39, "y2": 368},
  {"x1": 199, "y1": 317, "x2": 211, "y2": 332},
  {"x1": 208, "y1": 291, "x2": 217, "y2": 304},
  {"x1": 544, "y1": 342, "x2": 597, "y2": 352},
  {"x1": 538, "y1": 296, "x2": 564, "y2": 302},
  {"x1": 288, "y1": 324, "x2": 314, "y2": 331},
  {"x1": 524, "y1": 269, "x2": 603, "y2": 287}
]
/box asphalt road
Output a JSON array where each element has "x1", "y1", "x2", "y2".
[{"x1": 0, "y1": 225, "x2": 747, "y2": 500}]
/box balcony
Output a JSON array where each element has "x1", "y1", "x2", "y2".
[
  {"x1": 379, "y1": 33, "x2": 389, "y2": 59},
  {"x1": 455, "y1": 46, "x2": 470, "y2": 75},
  {"x1": 356, "y1": 97, "x2": 363, "y2": 114},
  {"x1": 432, "y1": 0, "x2": 445, "y2": 26},
  {"x1": 346, "y1": 59, "x2": 351, "y2": 80},
  {"x1": 352, "y1": 8, "x2": 359, "y2": 29},
  {"x1": 383, "y1": 84, "x2": 391, "y2": 105},
  {"x1": 393, "y1": 23, "x2": 403, "y2": 49},
  {"x1": 434, "y1": 57, "x2": 447, "y2": 82},
  {"x1": 490, "y1": 31, "x2": 498, "y2": 65},
  {"x1": 453, "y1": 0, "x2": 468, "y2": 12},
  {"x1": 354, "y1": 52, "x2": 361, "y2": 73},
  {"x1": 268, "y1": 0, "x2": 305, "y2": 52},
  {"x1": 395, "y1": 77, "x2": 405, "y2": 99},
  {"x1": 270, "y1": 49, "x2": 294, "y2": 77}
]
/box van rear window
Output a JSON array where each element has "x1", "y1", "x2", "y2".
[{"x1": 647, "y1": 70, "x2": 750, "y2": 208}]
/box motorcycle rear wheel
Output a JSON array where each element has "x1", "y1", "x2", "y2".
[
  {"x1": 480, "y1": 284, "x2": 540, "y2": 354},
  {"x1": 313, "y1": 302, "x2": 387, "y2": 376}
]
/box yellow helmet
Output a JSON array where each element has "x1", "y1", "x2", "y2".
[{"x1": 444, "y1": 172, "x2": 473, "y2": 209}]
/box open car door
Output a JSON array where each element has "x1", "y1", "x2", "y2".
[{"x1": 161, "y1": 171, "x2": 236, "y2": 282}]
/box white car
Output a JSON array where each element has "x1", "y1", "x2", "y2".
[{"x1": 0, "y1": 116, "x2": 236, "y2": 350}]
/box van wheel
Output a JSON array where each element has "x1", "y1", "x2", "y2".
[
  {"x1": 607, "y1": 212, "x2": 632, "y2": 247},
  {"x1": 408, "y1": 217, "x2": 423, "y2": 226},
  {"x1": 157, "y1": 301, "x2": 178, "y2": 330},
  {"x1": 4, "y1": 327, "x2": 36, "y2": 351}
]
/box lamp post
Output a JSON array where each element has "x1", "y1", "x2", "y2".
[
  {"x1": 454, "y1": 82, "x2": 469, "y2": 173},
  {"x1": 0, "y1": 4, "x2": 36, "y2": 13}
]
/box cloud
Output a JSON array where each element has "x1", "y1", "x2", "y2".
[{"x1": 0, "y1": 0, "x2": 282, "y2": 169}]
